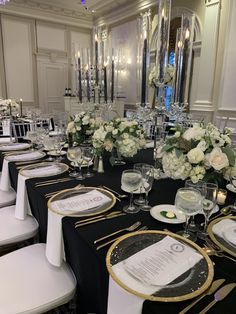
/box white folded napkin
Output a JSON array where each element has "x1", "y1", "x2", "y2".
[
  {"x1": 112, "y1": 236, "x2": 203, "y2": 295},
  {"x1": 21, "y1": 165, "x2": 61, "y2": 177},
  {"x1": 51, "y1": 190, "x2": 111, "y2": 214},
  {"x1": 14, "y1": 174, "x2": 31, "y2": 220},
  {"x1": 0, "y1": 143, "x2": 30, "y2": 151},
  {"x1": 0, "y1": 159, "x2": 11, "y2": 191},
  {"x1": 7, "y1": 151, "x2": 43, "y2": 161},
  {"x1": 212, "y1": 219, "x2": 236, "y2": 246}
]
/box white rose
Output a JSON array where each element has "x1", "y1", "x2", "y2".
[
  {"x1": 197, "y1": 140, "x2": 207, "y2": 152},
  {"x1": 187, "y1": 148, "x2": 205, "y2": 164},
  {"x1": 183, "y1": 126, "x2": 205, "y2": 141},
  {"x1": 208, "y1": 147, "x2": 229, "y2": 171},
  {"x1": 67, "y1": 121, "x2": 75, "y2": 133},
  {"x1": 174, "y1": 131, "x2": 181, "y2": 138}
]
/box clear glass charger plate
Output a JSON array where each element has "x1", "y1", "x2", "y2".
[
  {"x1": 208, "y1": 216, "x2": 236, "y2": 257},
  {"x1": 0, "y1": 143, "x2": 31, "y2": 151},
  {"x1": 106, "y1": 230, "x2": 214, "y2": 302},
  {"x1": 6, "y1": 150, "x2": 46, "y2": 162},
  {"x1": 48, "y1": 186, "x2": 116, "y2": 217},
  {"x1": 19, "y1": 162, "x2": 68, "y2": 178}
]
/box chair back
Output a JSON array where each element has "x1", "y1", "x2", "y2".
[{"x1": 12, "y1": 121, "x2": 38, "y2": 141}]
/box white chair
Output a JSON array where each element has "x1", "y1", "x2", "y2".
[
  {"x1": 11, "y1": 120, "x2": 38, "y2": 141},
  {"x1": 0, "y1": 243, "x2": 76, "y2": 313}
]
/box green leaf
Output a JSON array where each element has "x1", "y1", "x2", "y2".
[
  {"x1": 161, "y1": 144, "x2": 174, "y2": 152},
  {"x1": 222, "y1": 146, "x2": 236, "y2": 166},
  {"x1": 175, "y1": 148, "x2": 183, "y2": 158}
]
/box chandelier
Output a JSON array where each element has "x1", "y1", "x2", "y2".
[{"x1": 0, "y1": 0, "x2": 10, "y2": 4}]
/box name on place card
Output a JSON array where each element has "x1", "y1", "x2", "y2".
[{"x1": 51, "y1": 189, "x2": 111, "y2": 213}]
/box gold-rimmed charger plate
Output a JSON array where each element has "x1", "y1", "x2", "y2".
[
  {"x1": 208, "y1": 216, "x2": 236, "y2": 257},
  {"x1": 0, "y1": 143, "x2": 31, "y2": 151},
  {"x1": 19, "y1": 162, "x2": 68, "y2": 178},
  {"x1": 5, "y1": 150, "x2": 46, "y2": 162},
  {"x1": 106, "y1": 230, "x2": 214, "y2": 302},
  {"x1": 48, "y1": 186, "x2": 116, "y2": 217}
]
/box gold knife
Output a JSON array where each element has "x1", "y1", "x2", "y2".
[
  {"x1": 199, "y1": 283, "x2": 236, "y2": 314},
  {"x1": 75, "y1": 212, "x2": 126, "y2": 228},
  {"x1": 74, "y1": 211, "x2": 122, "y2": 226},
  {"x1": 178, "y1": 279, "x2": 225, "y2": 314}
]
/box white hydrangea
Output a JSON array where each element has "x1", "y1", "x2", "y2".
[
  {"x1": 189, "y1": 166, "x2": 206, "y2": 183},
  {"x1": 117, "y1": 137, "x2": 138, "y2": 157},
  {"x1": 162, "y1": 150, "x2": 192, "y2": 180}
]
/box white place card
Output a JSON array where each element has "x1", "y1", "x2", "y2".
[
  {"x1": 112, "y1": 236, "x2": 203, "y2": 295},
  {"x1": 212, "y1": 219, "x2": 236, "y2": 246},
  {"x1": 22, "y1": 165, "x2": 60, "y2": 177},
  {"x1": 7, "y1": 151, "x2": 42, "y2": 161},
  {"x1": 51, "y1": 189, "x2": 111, "y2": 213}
]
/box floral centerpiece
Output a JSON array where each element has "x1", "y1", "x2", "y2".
[
  {"x1": 156, "y1": 122, "x2": 235, "y2": 183},
  {"x1": 0, "y1": 99, "x2": 19, "y2": 117},
  {"x1": 66, "y1": 111, "x2": 101, "y2": 145},
  {"x1": 92, "y1": 118, "x2": 146, "y2": 164}
]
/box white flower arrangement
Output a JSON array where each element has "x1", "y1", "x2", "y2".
[
  {"x1": 92, "y1": 118, "x2": 146, "y2": 158},
  {"x1": 160, "y1": 122, "x2": 235, "y2": 183},
  {"x1": 66, "y1": 111, "x2": 101, "y2": 145},
  {"x1": 149, "y1": 64, "x2": 175, "y2": 87},
  {"x1": 0, "y1": 99, "x2": 19, "y2": 116}
]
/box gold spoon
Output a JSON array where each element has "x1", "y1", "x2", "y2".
[{"x1": 209, "y1": 206, "x2": 233, "y2": 222}]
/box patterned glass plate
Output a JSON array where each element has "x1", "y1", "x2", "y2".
[
  {"x1": 208, "y1": 216, "x2": 236, "y2": 257},
  {"x1": 48, "y1": 186, "x2": 116, "y2": 217},
  {"x1": 106, "y1": 231, "x2": 214, "y2": 302},
  {"x1": 0, "y1": 143, "x2": 31, "y2": 151},
  {"x1": 6, "y1": 150, "x2": 46, "y2": 162}
]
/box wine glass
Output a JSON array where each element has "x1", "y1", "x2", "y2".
[
  {"x1": 75, "y1": 147, "x2": 85, "y2": 180},
  {"x1": 133, "y1": 163, "x2": 150, "y2": 206},
  {"x1": 140, "y1": 165, "x2": 154, "y2": 211},
  {"x1": 67, "y1": 147, "x2": 80, "y2": 177},
  {"x1": 185, "y1": 180, "x2": 207, "y2": 232},
  {"x1": 43, "y1": 136, "x2": 56, "y2": 161},
  {"x1": 27, "y1": 131, "x2": 38, "y2": 150},
  {"x1": 121, "y1": 169, "x2": 142, "y2": 214},
  {"x1": 197, "y1": 183, "x2": 218, "y2": 240},
  {"x1": 175, "y1": 187, "x2": 203, "y2": 242},
  {"x1": 83, "y1": 146, "x2": 94, "y2": 178}
]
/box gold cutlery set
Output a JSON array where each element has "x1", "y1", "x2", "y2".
[
  {"x1": 179, "y1": 280, "x2": 236, "y2": 314},
  {"x1": 74, "y1": 211, "x2": 126, "y2": 228}
]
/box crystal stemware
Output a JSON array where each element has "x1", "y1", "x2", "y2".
[
  {"x1": 197, "y1": 183, "x2": 218, "y2": 240},
  {"x1": 27, "y1": 131, "x2": 38, "y2": 150},
  {"x1": 140, "y1": 165, "x2": 154, "y2": 211},
  {"x1": 75, "y1": 147, "x2": 85, "y2": 180},
  {"x1": 185, "y1": 180, "x2": 207, "y2": 232},
  {"x1": 175, "y1": 187, "x2": 203, "y2": 242},
  {"x1": 83, "y1": 146, "x2": 94, "y2": 178},
  {"x1": 133, "y1": 163, "x2": 150, "y2": 206},
  {"x1": 121, "y1": 169, "x2": 142, "y2": 214},
  {"x1": 67, "y1": 147, "x2": 80, "y2": 177}
]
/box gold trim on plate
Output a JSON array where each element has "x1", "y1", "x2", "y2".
[
  {"x1": 47, "y1": 186, "x2": 116, "y2": 217},
  {"x1": 106, "y1": 230, "x2": 214, "y2": 302},
  {"x1": 19, "y1": 162, "x2": 69, "y2": 178},
  {"x1": 208, "y1": 216, "x2": 236, "y2": 257}
]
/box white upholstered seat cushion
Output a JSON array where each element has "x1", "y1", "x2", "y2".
[
  {"x1": 0, "y1": 205, "x2": 38, "y2": 245},
  {"x1": 0, "y1": 243, "x2": 76, "y2": 314},
  {"x1": 0, "y1": 188, "x2": 16, "y2": 208}
]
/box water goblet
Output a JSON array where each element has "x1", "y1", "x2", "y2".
[
  {"x1": 133, "y1": 163, "x2": 150, "y2": 206},
  {"x1": 197, "y1": 183, "x2": 218, "y2": 240},
  {"x1": 27, "y1": 131, "x2": 38, "y2": 150},
  {"x1": 67, "y1": 147, "x2": 80, "y2": 177},
  {"x1": 185, "y1": 180, "x2": 207, "y2": 232},
  {"x1": 121, "y1": 169, "x2": 142, "y2": 214},
  {"x1": 140, "y1": 165, "x2": 154, "y2": 211},
  {"x1": 75, "y1": 147, "x2": 85, "y2": 180},
  {"x1": 175, "y1": 187, "x2": 203, "y2": 242},
  {"x1": 83, "y1": 146, "x2": 94, "y2": 178}
]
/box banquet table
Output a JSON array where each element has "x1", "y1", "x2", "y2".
[{"x1": 1, "y1": 148, "x2": 236, "y2": 314}]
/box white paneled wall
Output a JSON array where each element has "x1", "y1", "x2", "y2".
[
  {"x1": 37, "y1": 23, "x2": 67, "y2": 53},
  {"x1": 1, "y1": 15, "x2": 35, "y2": 103},
  {"x1": 37, "y1": 56, "x2": 68, "y2": 113}
]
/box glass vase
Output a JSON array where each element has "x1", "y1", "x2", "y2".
[{"x1": 109, "y1": 148, "x2": 126, "y2": 166}]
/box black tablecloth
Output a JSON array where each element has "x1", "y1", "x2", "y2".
[{"x1": 3, "y1": 149, "x2": 236, "y2": 314}]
